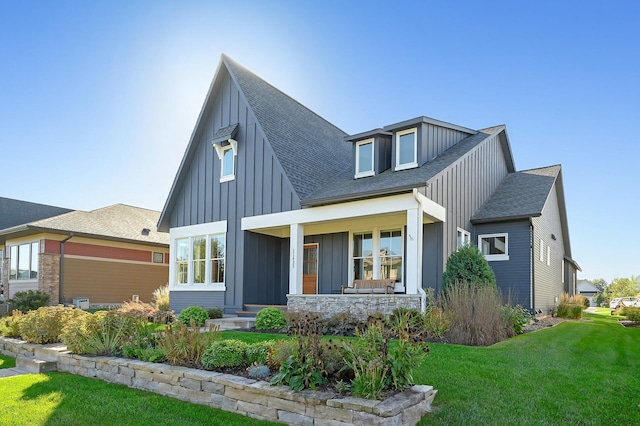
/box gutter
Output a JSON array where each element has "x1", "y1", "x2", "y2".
[{"x1": 59, "y1": 233, "x2": 73, "y2": 305}]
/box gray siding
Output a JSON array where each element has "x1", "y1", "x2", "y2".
[
  {"x1": 166, "y1": 69, "x2": 300, "y2": 311},
  {"x1": 422, "y1": 132, "x2": 510, "y2": 280},
  {"x1": 474, "y1": 220, "x2": 532, "y2": 309},
  {"x1": 418, "y1": 123, "x2": 471, "y2": 165},
  {"x1": 170, "y1": 291, "x2": 225, "y2": 314},
  {"x1": 304, "y1": 233, "x2": 349, "y2": 294},
  {"x1": 532, "y1": 182, "x2": 566, "y2": 313},
  {"x1": 375, "y1": 135, "x2": 392, "y2": 174},
  {"x1": 422, "y1": 223, "x2": 444, "y2": 292},
  {"x1": 243, "y1": 232, "x2": 289, "y2": 305}
]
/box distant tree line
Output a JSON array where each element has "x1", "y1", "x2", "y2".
[{"x1": 591, "y1": 276, "x2": 639, "y2": 306}]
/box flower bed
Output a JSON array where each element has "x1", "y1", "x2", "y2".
[{"x1": 0, "y1": 337, "x2": 437, "y2": 425}]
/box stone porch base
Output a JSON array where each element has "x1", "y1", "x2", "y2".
[{"x1": 287, "y1": 294, "x2": 423, "y2": 321}]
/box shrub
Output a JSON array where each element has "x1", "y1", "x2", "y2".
[
  {"x1": 247, "y1": 364, "x2": 271, "y2": 380},
  {"x1": 255, "y1": 307, "x2": 287, "y2": 330},
  {"x1": 556, "y1": 303, "x2": 582, "y2": 319},
  {"x1": 157, "y1": 321, "x2": 219, "y2": 367},
  {"x1": 8, "y1": 290, "x2": 50, "y2": 313},
  {"x1": 266, "y1": 340, "x2": 294, "y2": 370},
  {"x1": 118, "y1": 301, "x2": 159, "y2": 322},
  {"x1": 201, "y1": 339, "x2": 249, "y2": 369},
  {"x1": 319, "y1": 339, "x2": 351, "y2": 380},
  {"x1": 177, "y1": 306, "x2": 209, "y2": 326},
  {"x1": 18, "y1": 306, "x2": 85, "y2": 344},
  {"x1": 389, "y1": 307, "x2": 424, "y2": 335},
  {"x1": 62, "y1": 311, "x2": 140, "y2": 356},
  {"x1": 442, "y1": 284, "x2": 508, "y2": 346},
  {"x1": 207, "y1": 307, "x2": 223, "y2": 319},
  {"x1": 322, "y1": 312, "x2": 364, "y2": 336},
  {"x1": 245, "y1": 340, "x2": 276, "y2": 365},
  {"x1": 0, "y1": 310, "x2": 24, "y2": 338},
  {"x1": 122, "y1": 323, "x2": 167, "y2": 363},
  {"x1": 423, "y1": 307, "x2": 450, "y2": 339},
  {"x1": 442, "y1": 245, "x2": 496, "y2": 289},
  {"x1": 501, "y1": 305, "x2": 532, "y2": 335},
  {"x1": 625, "y1": 307, "x2": 640, "y2": 323},
  {"x1": 152, "y1": 285, "x2": 170, "y2": 311}
]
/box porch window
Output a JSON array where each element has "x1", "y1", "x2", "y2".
[
  {"x1": 355, "y1": 138, "x2": 375, "y2": 178},
  {"x1": 395, "y1": 128, "x2": 418, "y2": 170},
  {"x1": 174, "y1": 233, "x2": 226, "y2": 287},
  {"x1": 478, "y1": 233, "x2": 509, "y2": 261},
  {"x1": 456, "y1": 228, "x2": 471, "y2": 249},
  {"x1": 8, "y1": 241, "x2": 39, "y2": 281},
  {"x1": 353, "y1": 233, "x2": 373, "y2": 280},
  {"x1": 380, "y1": 230, "x2": 402, "y2": 280}
]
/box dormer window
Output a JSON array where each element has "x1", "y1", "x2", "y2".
[
  {"x1": 355, "y1": 138, "x2": 375, "y2": 178},
  {"x1": 213, "y1": 139, "x2": 238, "y2": 182},
  {"x1": 395, "y1": 128, "x2": 418, "y2": 171}
]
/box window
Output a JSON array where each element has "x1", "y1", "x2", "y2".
[
  {"x1": 478, "y1": 233, "x2": 509, "y2": 261},
  {"x1": 457, "y1": 228, "x2": 471, "y2": 249},
  {"x1": 9, "y1": 241, "x2": 39, "y2": 280},
  {"x1": 355, "y1": 139, "x2": 374, "y2": 178},
  {"x1": 213, "y1": 139, "x2": 238, "y2": 182},
  {"x1": 152, "y1": 252, "x2": 165, "y2": 264},
  {"x1": 539, "y1": 239, "x2": 544, "y2": 262},
  {"x1": 353, "y1": 233, "x2": 373, "y2": 280},
  {"x1": 174, "y1": 233, "x2": 225, "y2": 287},
  {"x1": 395, "y1": 128, "x2": 418, "y2": 170},
  {"x1": 380, "y1": 230, "x2": 402, "y2": 281},
  {"x1": 547, "y1": 246, "x2": 551, "y2": 266}
]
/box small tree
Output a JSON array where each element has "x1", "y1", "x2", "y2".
[
  {"x1": 8, "y1": 290, "x2": 50, "y2": 313},
  {"x1": 443, "y1": 245, "x2": 496, "y2": 289}
]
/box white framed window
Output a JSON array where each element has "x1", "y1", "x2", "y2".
[
  {"x1": 539, "y1": 239, "x2": 544, "y2": 262},
  {"x1": 8, "y1": 241, "x2": 39, "y2": 281},
  {"x1": 457, "y1": 228, "x2": 471, "y2": 249},
  {"x1": 355, "y1": 138, "x2": 375, "y2": 178},
  {"x1": 213, "y1": 139, "x2": 237, "y2": 182},
  {"x1": 547, "y1": 246, "x2": 551, "y2": 266},
  {"x1": 478, "y1": 233, "x2": 509, "y2": 261},
  {"x1": 395, "y1": 127, "x2": 418, "y2": 171},
  {"x1": 351, "y1": 228, "x2": 404, "y2": 287},
  {"x1": 170, "y1": 221, "x2": 227, "y2": 290}
]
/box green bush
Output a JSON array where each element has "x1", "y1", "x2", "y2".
[
  {"x1": 245, "y1": 340, "x2": 275, "y2": 365},
  {"x1": 624, "y1": 307, "x2": 640, "y2": 323},
  {"x1": 122, "y1": 323, "x2": 167, "y2": 363},
  {"x1": 501, "y1": 305, "x2": 532, "y2": 335},
  {"x1": 8, "y1": 290, "x2": 50, "y2": 313},
  {"x1": 321, "y1": 312, "x2": 364, "y2": 336},
  {"x1": 201, "y1": 339, "x2": 249, "y2": 369},
  {"x1": 266, "y1": 339, "x2": 294, "y2": 370},
  {"x1": 255, "y1": 307, "x2": 286, "y2": 330},
  {"x1": 0, "y1": 311, "x2": 24, "y2": 338},
  {"x1": 177, "y1": 306, "x2": 209, "y2": 326},
  {"x1": 157, "y1": 320, "x2": 219, "y2": 368},
  {"x1": 442, "y1": 245, "x2": 496, "y2": 289},
  {"x1": 207, "y1": 308, "x2": 223, "y2": 319},
  {"x1": 555, "y1": 303, "x2": 582, "y2": 319},
  {"x1": 18, "y1": 306, "x2": 85, "y2": 344}
]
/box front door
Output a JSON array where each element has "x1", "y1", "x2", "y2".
[{"x1": 303, "y1": 243, "x2": 318, "y2": 294}]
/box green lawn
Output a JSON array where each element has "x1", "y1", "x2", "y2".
[
  {"x1": 416, "y1": 309, "x2": 640, "y2": 425},
  {"x1": 0, "y1": 373, "x2": 274, "y2": 426},
  {"x1": 0, "y1": 354, "x2": 16, "y2": 369}
]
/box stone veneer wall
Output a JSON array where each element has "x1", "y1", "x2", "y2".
[
  {"x1": 39, "y1": 253, "x2": 60, "y2": 305},
  {"x1": 0, "y1": 337, "x2": 437, "y2": 426},
  {"x1": 287, "y1": 294, "x2": 423, "y2": 321}
]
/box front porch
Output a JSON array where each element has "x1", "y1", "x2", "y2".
[{"x1": 241, "y1": 190, "x2": 446, "y2": 314}]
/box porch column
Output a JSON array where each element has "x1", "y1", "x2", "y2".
[
  {"x1": 289, "y1": 223, "x2": 304, "y2": 295},
  {"x1": 406, "y1": 207, "x2": 423, "y2": 294}
]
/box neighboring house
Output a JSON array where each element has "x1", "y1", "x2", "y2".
[
  {"x1": 577, "y1": 279, "x2": 599, "y2": 307},
  {"x1": 158, "y1": 54, "x2": 579, "y2": 316},
  {"x1": 1, "y1": 203, "x2": 169, "y2": 306}
]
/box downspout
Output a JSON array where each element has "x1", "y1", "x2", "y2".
[
  {"x1": 529, "y1": 220, "x2": 535, "y2": 313},
  {"x1": 59, "y1": 233, "x2": 73, "y2": 305}
]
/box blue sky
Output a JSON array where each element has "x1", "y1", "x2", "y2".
[{"x1": 1, "y1": 1, "x2": 638, "y2": 283}]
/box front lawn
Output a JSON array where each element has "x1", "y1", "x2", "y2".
[
  {"x1": 0, "y1": 354, "x2": 16, "y2": 369},
  {"x1": 0, "y1": 372, "x2": 274, "y2": 426},
  {"x1": 416, "y1": 310, "x2": 640, "y2": 425}
]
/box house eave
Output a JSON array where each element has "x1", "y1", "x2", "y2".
[
  {"x1": 470, "y1": 213, "x2": 541, "y2": 224},
  {"x1": 383, "y1": 116, "x2": 477, "y2": 135},
  {"x1": 1, "y1": 226, "x2": 168, "y2": 248},
  {"x1": 300, "y1": 185, "x2": 418, "y2": 208},
  {"x1": 564, "y1": 255, "x2": 582, "y2": 271}
]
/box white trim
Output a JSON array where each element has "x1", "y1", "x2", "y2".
[
  {"x1": 395, "y1": 127, "x2": 418, "y2": 171},
  {"x1": 289, "y1": 224, "x2": 304, "y2": 295},
  {"x1": 213, "y1": 138, "x2": 237, "y2": 182},
  {"x1": 547, "y1": 245, "x2": 551, "y2": 266},
  {"x1": 242, "y1": 192, "x2": 446, "y2": 233},
  {"x1": 478, "y1": 233, "x2": 509, "y2": 261},
  {"x1": 354, "y1": 138, "x2": 375, "y2": 179},
  {"x1": 456, "y1": 227, "x2": 471, "y2": 249},
  {"x1": 539, "y1": 239, "x2": 544, "y2": 262},
  {"x1": 171, "y1": 221, "x2": 227, "y2": 239}
]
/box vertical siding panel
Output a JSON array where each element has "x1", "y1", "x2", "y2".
[
  {"x1": 244, "y1": 122, "x2": 255, "y2": 216},
  {"x1": 254, "y1": 137, "x2": 264, "y2": 215},
  {"x1": 197, "y1": 141, "x2": 206, "y2": 224},
  {"x1": 222, "y1": 75, "x2": 230, "y2": 125},
  {"x1": 262, "y1": 150, "x2": 273, "y2": 214}
]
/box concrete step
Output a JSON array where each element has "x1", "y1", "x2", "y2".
[
  {"x1": 34, "y1": 344, "x2": 69, "y2": 362},
  {"x1": 16, "y1": 356, "x2": 57, "y2": 374},
  {"x1": 0, "y1": 367, "x2": 29, "y2": 378},
  {"x1": 243, "y1": 304, "x2": 287, "y2": 312},
  {"x1": 206, "y1": 317, "x2": 255, "y2": 330}
]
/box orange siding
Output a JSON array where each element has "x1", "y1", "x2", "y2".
[
  {"x1": 44, "y1": 239, "x2": 166, "y2": 263},
  {"x1": 63, "y1": 258, "x2": 168, "y2": 304}
]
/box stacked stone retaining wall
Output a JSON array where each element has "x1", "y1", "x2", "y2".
[{"x1": 287, "y1": 294, "x2": 423, "y2": 321}]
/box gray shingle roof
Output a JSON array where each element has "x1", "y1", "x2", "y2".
[
  {"x1": 212, "y1": 123, "x2": 239, "y2": 144},
  {"x1": 303, "y1": 128, "x2": 500, "y2": 206},
  {"x1": 0, "y1": 197, "x2": 72, "y2": 230},
  {"x1": 29, "y1": 204, "x2": 168, "y2": 245},
  {"x1": 471, "y1": 165, "x2": 561, "y2": 223},
  {"x1": 223, "y1": 55, "x2": 352, "y2": 200}
]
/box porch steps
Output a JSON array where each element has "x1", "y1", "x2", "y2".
[
  {"x1": 235, "y1": 304, "x2": 287, "y2": 318},
  {"x1": 16, "y1": 356, "x2": 57, "y2": 374}
]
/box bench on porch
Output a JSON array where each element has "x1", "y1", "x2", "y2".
[{"x1": 341, "y1": 279, "x2": 396, "y2": 294}]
